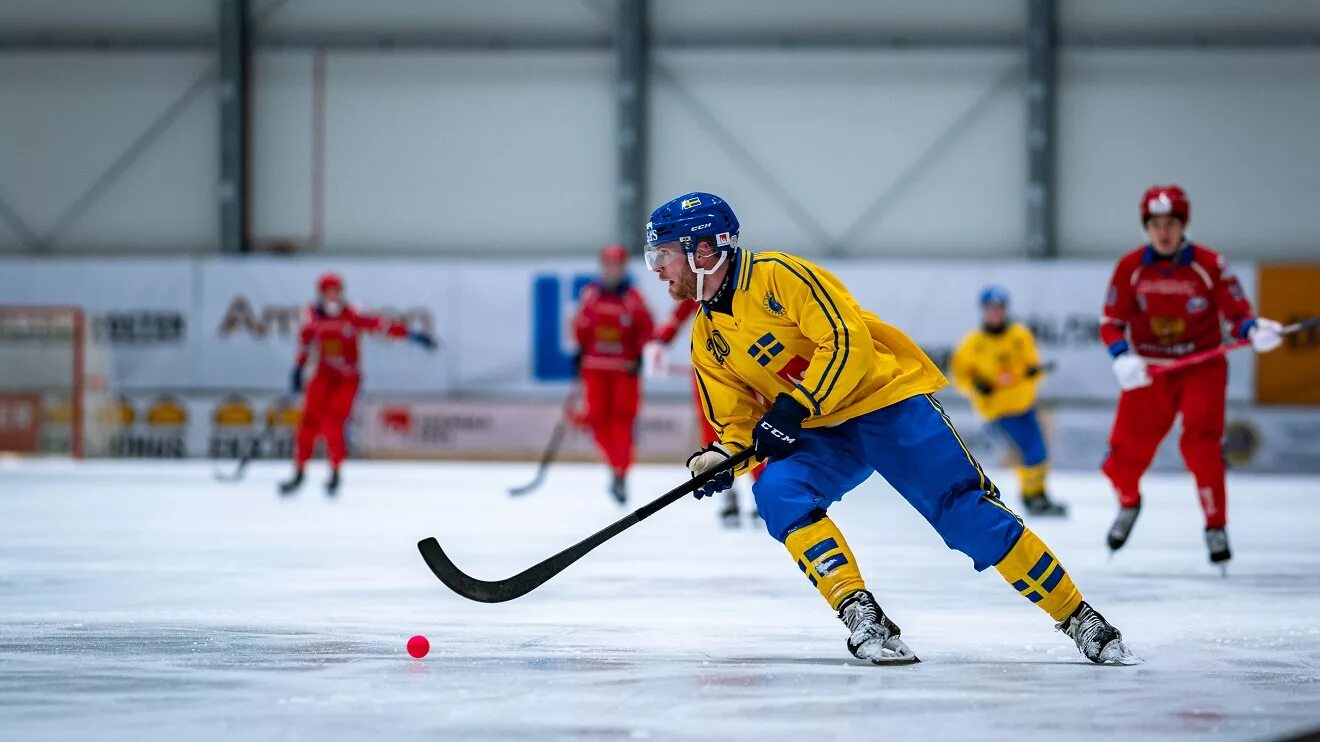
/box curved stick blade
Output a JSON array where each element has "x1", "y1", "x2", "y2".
[{"x1": 417, "y1": 537, "x2": 539, "y2": 603}]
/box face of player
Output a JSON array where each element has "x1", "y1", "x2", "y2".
[
  {"x1": 319, "y1": 286, "x2": 344, "y2": 315},
  {"x1": 982, "y1": 304, "x2": 1007, "y2": 328},
  {"x1": 1145, "y1": 215, "x2": 1185, "y2": 255},
  {"x1": 650, "y1": 240, "x2": 718, "y2": 301},
  {"x1": 600, "y1": 260, "x2": 626, "y2": 288}
]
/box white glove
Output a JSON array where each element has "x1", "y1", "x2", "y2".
[
  {"x1": 686, "y1": 444, "x2": 729, "y2": 476},
  {"x1": 642, "y1": 341, "x2": 669, "y2": 378},
  {"x1": 686, "y1": 444, "x2": 733, "y2": 499},
  {"x1": 1111, "y1": 352, "x2": 1151, "y2": 391},
  {"x1": 1249, "y1": 318, "x2": 1284, "y2": 353}
]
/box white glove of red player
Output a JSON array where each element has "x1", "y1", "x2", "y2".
[
  {"x1": 1248, "y1": 318, "x2": 1284, "y2": 353},
  {"x1": 1111, "y1": 353, "x2": 1151, "y2": 391},
  {"x1": 642, "y1": 341, "x2": 669, "y2": 378}
]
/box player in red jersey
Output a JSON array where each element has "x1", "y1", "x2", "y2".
[
  {"x1": 278, "y1": 272, "x2": 436, "y2": 496},
  {"x1": 1099, "y1": 185, "x2": 1283, "y2": 566},
  {"x1": 572, "y1": 245, "x2": 655, "y2": 504},
  {"x1": 646, "y1": 298, "x2": 765, "y2": 526}
]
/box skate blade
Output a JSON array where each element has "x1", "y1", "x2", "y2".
[
  {"x1": 1097, "y1": 640, "x2": 1141, "y2": 666},
  {"x1": 868, "y1": 653, "x2": 921, "y2": 666},
  {"x1": 859, "y1": 638, "x2": 921, "y2": 665}
]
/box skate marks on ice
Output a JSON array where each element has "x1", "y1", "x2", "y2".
[{"x1": 4, "y1": 462, "x2": 1320, "y2": 740}]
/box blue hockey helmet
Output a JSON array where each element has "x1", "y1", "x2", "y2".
[
  {"x1": 644, "y1": 192, "x2": 739, "y2": 301},
  {"x1": 979, "y1": 285, "x2": 1010, "y2": 308},
  {"x1": 645, "y1": 192, "x2": 739, "y2": 258}
]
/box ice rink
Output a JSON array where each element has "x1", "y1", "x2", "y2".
[{"x1": 3, "y1": 459, "x2": 1319, "y2": 742}]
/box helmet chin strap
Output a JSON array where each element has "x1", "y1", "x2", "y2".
[{"x1": 688, "y1": 251, "x2": 728, "y2": 302}]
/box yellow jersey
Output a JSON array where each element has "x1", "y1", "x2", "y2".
[
  {"x1": 949, "y1": 322, "x2": 1041, "y2": 420},
  {"x1": 691, "y1": 249, "x2": 946, "y2": 471}
]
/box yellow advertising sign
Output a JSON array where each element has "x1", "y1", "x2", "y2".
[{"x1": 1256, "y1": 264, "x2": 1320, "y2": 405}]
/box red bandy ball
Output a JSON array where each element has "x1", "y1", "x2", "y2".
[{"x1": 407, "y1": 635, "x2": 430, "y2": 659}]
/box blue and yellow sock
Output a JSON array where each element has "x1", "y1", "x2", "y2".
[
  {"x1": 994, "y1": 526, "x2": 1082, "y2": 622},
  {"x1": 784, "y1": 515, "x2": 866, "y2": 610},
  {"x1": 1018, "y1": 462, "x2": 1048, "y2": 499}
]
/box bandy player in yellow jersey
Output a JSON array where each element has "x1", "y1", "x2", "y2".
[
  {"x1": 644, "y1": 192, "x2": 1133, "y2": 665},
  {"x1": 950, "y1": 286, "x2": 1067, "y2": 516}
]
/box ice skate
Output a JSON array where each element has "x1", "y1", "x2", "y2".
[
  {"x1": 277, "y1": 468, "x2": 304, "y2": 496},
  {"x1": 325, "y1": 469, "x2": 341, "y2": 497},
  {"x1": 1058, "y1": 601, "x2": 1136, "y2": 665},
  {"x1": 1023, "y1": 492, "x2": 1067, "y2": 517},
  {"x1": 719, "y1": 490, "x2": 741, "y2": 528},
  {"x1": 1106, "y1": 505, "x2": 1140, "y2": 553},
  {"x1": 837, "y1": 589, "x2": 919, "y2": 665},
  {"x1": 610, "y1": 473, "x2": 627, "y2": 505},
  {"x1": 1205, "y1": 527, "x2": 1231, "y2": 574}
]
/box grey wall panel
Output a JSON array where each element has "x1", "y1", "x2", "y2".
[
  {"x1": 648, "y1": 50, "x2": 1025, "y2": 257},
  {"x1": 650, "y1": 0, "x2": 1023, "y2": 40},
  {"x1": 0, "y1": 0, "x2": 214, "y2": 33},
  {"x1": 0, "y1": 53, "x2": 217, "y2": 253},
  {"x1": 1061, "y1": 0, "x2": 1320, "y2": 35},
  {"x1": 261, "y1": 0, "x2": 611, "y2": 38},
  {"x1": 0, "y1": 211, "x2": 22, "y2": 253},
  {"x1": 314, "y1": 51, "x2": 614, "y2": 254},
  {"x1": 251, "y1": 51, "x2": 315, "y2": 245},
  {"x1": 1058, "y1": 50, "x2": 1320, "y2": 259}
]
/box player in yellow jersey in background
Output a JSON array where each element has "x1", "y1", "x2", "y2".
[
  {"x1": 644, "y1": 192, "x2": 1132, "y2": 665},
  {"x1": 950, "y1": 286, "x2": 1067, "y2": 517}
]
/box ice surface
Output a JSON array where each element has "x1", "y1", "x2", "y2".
[{"x1": 2, "y1": 459, "x2": 1319, "y2": 741}]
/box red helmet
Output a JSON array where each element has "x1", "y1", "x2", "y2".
[
  {"x1": 1140, "y1": 185, "x2": 1189, "y2": 225},
  {"x1": 317, "y1": 272, "x2": 344, "y2": 293},
  {"x1": 600, "y1": 244, "x2": 629, "y2": 264}
]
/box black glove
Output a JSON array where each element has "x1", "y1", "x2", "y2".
[
  {"x1": 290, "y1": 365, "x2": 304, "y2": 395},
  {"x1": 686, "y1": 445, "x2": 734, "y2": 499},
  {"x1": 1024, "y1": 366, "x2": 1041, "y2": 379},
  {"x1": 973, "y1": 378, "x2": 994, "y2": 396},
  {"x1": 627, "y1": 359, "x2": 642, "y2": 377},
  {"x1": 752, "y1": 393, "x2": 809, "y2": 461},
  {"x1": 571, "y1": 352, "x2": 582, "y2": 377}
]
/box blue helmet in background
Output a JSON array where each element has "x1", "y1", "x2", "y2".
[
  {"x1": 645, "y1": 192, "x2": 740, "y2": 256},
  {"x1": 979, "y1": 285, "x2": 1010, "y2": 308}
]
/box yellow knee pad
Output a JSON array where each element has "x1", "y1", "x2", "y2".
[
  {"x1": 994, "y1": 526, "x2": 1082, "y2": 622},
  {"x1": 1017, "y1": 463, "x2": 1048, "y2": 498},
  {"x1": 784, "y1": 516, "x2": 866, "y2": 610}
]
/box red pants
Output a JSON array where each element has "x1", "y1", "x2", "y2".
[
  {"x1": 1102, "y1": 357, "x2": 1227, "y2": 528},
  {"x1": 580, "y1": 368, "x2": 640, "y2": 476},
  {"x1": 295, "y1": 372, "x2": 360, "y2": 470}
]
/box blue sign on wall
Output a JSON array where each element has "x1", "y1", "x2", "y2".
[{"x1": 532, "y1": 272, "x2": 595, "y2": 380}]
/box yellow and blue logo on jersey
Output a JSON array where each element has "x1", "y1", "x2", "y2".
[{"x1": 748, "y1": 332, "x2": 784, "y2": 366}]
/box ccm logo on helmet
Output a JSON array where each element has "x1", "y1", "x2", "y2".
[{"x1": 690, "y1": 222, "x2": 712, "y2": 232}]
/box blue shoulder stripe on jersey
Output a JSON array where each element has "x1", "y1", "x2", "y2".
[
  {"x1": 739, "y1": 249, "x2": 755, "y2": 291},
  {"x1": 692, "y1": 366, "x2": 726, "y2": 433},
  {"x1": 752, "y1": 257, "x2": 850, "y2": 408},
  {"x1": 795, "y1": 383, "x2": 821, "y2": 416},
  {"x1": 796, "y1": 261, "x2": 852, "y2": 406}
]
